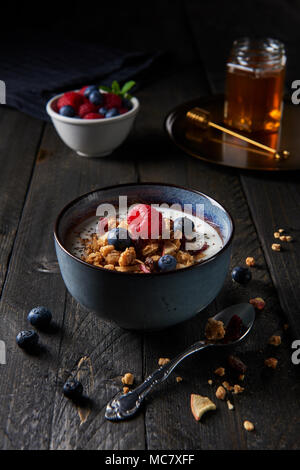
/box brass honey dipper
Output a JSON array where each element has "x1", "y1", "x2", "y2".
[{"x1": 186, "y1": 107, "x2": 290, "y2": 160}]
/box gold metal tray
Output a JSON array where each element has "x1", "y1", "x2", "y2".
[{"x1": 165, "y1": 95, "x2": 300, "y2": 171}]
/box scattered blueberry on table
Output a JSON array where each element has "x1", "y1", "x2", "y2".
[
  {"x1": 231, "y1": 266, "x2": 252, "y2": 285},
  {"x1": 16, "y1": 330, "x2": 39, "y2": 350},
  {"x1": 27, "y1": 306, "x2": 52, "y2": 328},
  {"x1": 63, "y1": 379, "x2": 84, "y2": 401},
  {"x1": 158, "y1": 255, "x2": 177, "y2": 272}
]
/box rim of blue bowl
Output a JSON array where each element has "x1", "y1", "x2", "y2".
[
  {"x1": 54, "y1": 182, "x2": 235, "y2": 276},
  {"x1": 46, "y1": 92, "x2": 139, "y2": 125}
]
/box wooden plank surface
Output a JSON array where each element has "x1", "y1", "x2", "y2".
[
  {"x1": 0, "y1": 108, "x2": 44, "y2": 295},
  {"x1": 241, "y1": 173, "x2": 300, "y2": 339}
]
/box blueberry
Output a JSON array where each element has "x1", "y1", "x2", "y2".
[
  {"x1": 158, "y1": 255, "x2": 177, "y2": 272},
  {"x1": 107, "y1": 228, "x2": 132, "y2": 250},
  {"x1": 16, "y1": 330, "x2": 39, "y2": 350},
  {"x1": 99, "y1": 106, "x2": 107, "y2": 115},
  {"x1": 83, "y1": 85, "x2": 98, "y2": 98},
  {"x1": 173, "y1": 217, "x2": 195, "y2": 236},
  {"x1": 89, "y1": 90, "x2": 103, "y2": 106},
  {"x1": 105, "y1": 108, "x2": 119, "y2": 118},
  {"x1": 63, "y1": 379, "x2": 83, "y2": 400},
  {"x1": 231, "y1": 266, "x2": 252, "y2": 285},
  {"x1": 59, "y1": 105, "x2": 76, "y2": 117},
  {"x1": 122, "y1": 97, "x2": 132, "y2": 110},
  {"x1": 27, "y1": 306, "x2": 52, "y2": 328}
]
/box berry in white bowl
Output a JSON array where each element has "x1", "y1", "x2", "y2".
[{"x1": 46, "y1": 80, "x2": 139, "y2": 157}]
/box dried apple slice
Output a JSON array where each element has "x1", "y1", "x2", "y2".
[
  {"x1": 190, "y1": 394, "x2": 216, "y2": 421},
  {"x1": 140, "y1": 263, "x2": 151, "y2": 274}
]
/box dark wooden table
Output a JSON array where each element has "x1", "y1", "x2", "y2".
[{"x1": 1, "y1": 3, "x2": 300, "y2": 450}]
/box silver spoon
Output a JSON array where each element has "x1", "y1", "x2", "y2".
[{"x1": 105, "y1": 303, "x2": 255, "y2": 421}]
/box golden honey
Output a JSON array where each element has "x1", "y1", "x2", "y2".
[{"x1": 224, "y1": 38, "x2": 286, "y2": 133}]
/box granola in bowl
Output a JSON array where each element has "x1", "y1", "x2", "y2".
[{"x1": 68, "y1": 204, "x2": 223, "y2": 273}]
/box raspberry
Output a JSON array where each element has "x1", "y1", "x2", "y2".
[
  {"x1": 83, "y1": 112, "x2": 104, "y2": 119},
  {"x1": 78, "y1": 102, "x2": 98, "y2": 118},
  {"x1": 57, "y1": 92, "x2": 84, "y2": 112},
  {"x1": 52, "y1": 101, "x2": 59, "y2": 113},
  {"x1": 104, "y1": 93, "x2": 122, "y2": 109},
  {"x1": 128, "y1": 204, "x2": 163, "y2": 240},
  {"x1": 79, "y1": 86, "x2": 89, "y2": 95},
  {"x1": 118, "y1": 107, "x2": 128, "y2": 115}
]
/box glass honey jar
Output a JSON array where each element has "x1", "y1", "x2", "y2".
[{"x1": 224, "y1": 38, "x2": 286, "y2": 133}]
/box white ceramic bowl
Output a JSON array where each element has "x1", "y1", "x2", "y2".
[{"x1": 46, "y1": 92, "x2": 140, "y2": 157}]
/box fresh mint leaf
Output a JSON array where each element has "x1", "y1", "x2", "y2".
[
  {"x1": 99, "y1": 85, "x2": 111, "y2": 93},
  {"x1": 121, "y1": 81, "x2": 136, "y2": 95},
  {"x1": 111, "y1": 80, "x2": 121, "y2": 95}
]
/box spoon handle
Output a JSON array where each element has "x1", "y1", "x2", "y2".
[
  {"x1": 138, "y1": 340, "x2": 208, "y2": 396},
  {"x1": 106, "y1": 340, "x2": 209, "y2": 421}
]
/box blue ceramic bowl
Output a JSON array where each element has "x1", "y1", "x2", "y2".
[{"x1": 54, "y1": 183, "x2": 234, "y2": 330}]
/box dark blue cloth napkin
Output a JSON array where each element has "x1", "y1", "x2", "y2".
[{"x1": 1, "y1": 33, "x2": 162, "y2": 121}]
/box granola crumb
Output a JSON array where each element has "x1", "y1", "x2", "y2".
[
  {"x1": 268, "y1": 335, "x2": 281, "y2": 346},
  {"x1": 121, "y1": 373, "x2": 134, "y2": 385},
  {"x1": 264, "y1": 357, "x2": 278, "y2": 369},
  {"x1": 278, "y1": 228, "x2": 285, "y2": 233},
  {"x1": 283, "y1": 323, "x2": 289, "y2": 330},
  {"x1": 233, "y1": 384, "x2": 244, "y2": 394},
  {"x1": 119, "y1": 247, "x2": 136, "y2": 267},
  {"x1": 227, "y1": 400, "x2": 234, "y2": 410},
  {"x1": 244, "y1": 420, "x2": 255, "y2": 431},
  {"x1": 100, "y1": 245, "x2": 115, "y2": 257},
  {"x1": 249, "y1": 297, "x2": 265, "y2": 310},
  {"x1": 176, "y1": 376, "x2": 183, "y2": 383},
  {"x1": 214, "y1": 367, "x2": 225, "y2": 377},
  {"x1": 123, "y1": 386, "x2": 130, "y2": 394},
  {"x1": 245, "y1": 256, "x2": 255, "y2": 267},
  {"x1": 158, "y1": 358, "x2": 170, "y2": 366},
  {"x1": 216, "y1": 385, "x2": 226, "y2": 400},
  {"x1": 271, "y1": 243, "x2": 281, "y2": 251},
  {"x1": 279, "y1": 235, "x2": 288, "y2": 241},
  {"x1": 238, "y1": 374, "x2": 245, "y2": 381},
  {"x1": 205, "y1": 318, "x2": 226, "y2": 341},
  {"x1": 222, "y1": 381, "x2": 233, "y2": 391},
  {"x1": 208, "y1": 379, "x2": 213, "y2": 385},
  {"x1": 274, "y1": 232, "x2": 280, "y2": 239},
  {"x1": 176, "y1": 250, "x2": 194, "y2": 266},
  {"x1": 103, "y1": 264, "x2": 115, "y2": 270},
  {"x1": 286, "y1": 235, "x2": 293, "y2": 242}
]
